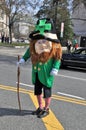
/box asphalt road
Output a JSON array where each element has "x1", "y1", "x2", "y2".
[{"x1": 0, "y1": 47, "x2": 86, "y2": 130}]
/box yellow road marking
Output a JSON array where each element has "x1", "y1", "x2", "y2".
[
  {"x1": 0, "y1": 84, "x2": 64, "y2": 129},
  {"x1": 29, "y1": 92, "x2": 64, "y2": 130},
  {"x1": 1, "y1": 84, "x2": 86, "y2": 129},
  {"x1": 1, "y1": 85, "x2": 86, "y2": 130},
  {"x1": 52, "y1": 95, "x2": 86, "y2": 106},
  {"x1": 0, "y1": 84, "x2": 86, "y2": 129},
  {"x1": 0, "y1": 84, "x2": 86, "y2": 106},
  {"x1": 0, "y1": 84, "x2": 32, "y2": 94}
]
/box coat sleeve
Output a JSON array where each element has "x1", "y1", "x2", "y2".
[
  {"x1": 52, "y1": 43, "x2": 62, "y2": 70},
  {"x1": 22, "y1": 48, "x2": 31, "y2": 61},
  {"x1": 53, "y1": 60, "x2": 61, "y2": 70}
]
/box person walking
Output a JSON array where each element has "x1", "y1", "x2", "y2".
[
  {"x1": 17, "y1": 18, "x2": 62, "y2": 118},
  {"x1": 1, "y1": 34, "x2": 4, "y2": 43},
  {"x1": 66, "y1": 39, "x2": 72, "y2": 53}
]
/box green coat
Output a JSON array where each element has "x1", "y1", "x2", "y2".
[{"x1": 22, "y1": 48, "x2": 61, "y2": 88}]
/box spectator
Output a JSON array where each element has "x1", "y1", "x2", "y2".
[
  {"x1": 66, "y1": 39, "x2": 72, "y2": 53},
  {"x1": 1, "y1": 34, "x2": 4, "y2": 43},
  {"x1": 4, "y1": 35, "x2": 9, "y2": 43},
  {"x1": 72, "y1": 37, "x2": 78, "y2": 50}
]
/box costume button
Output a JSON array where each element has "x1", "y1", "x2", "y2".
[
  {"x1": 38, "y1": 68, "x2": 41, "y2": 71},
  {"x1": 34, "y1": 66, "x2": 36, "y2": 70},
  {"x1": 39, "y1": 62, "x2": 42, "y2": 65}
]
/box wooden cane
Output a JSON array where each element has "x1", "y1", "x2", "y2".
[{"x1": 17, "y1": 55, "x2": 21, "y2": 111}]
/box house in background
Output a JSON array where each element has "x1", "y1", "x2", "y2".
[
  {"x1": 72, "y1": 3, "x2": 86, "y2": 47},
  {"x1": 13, "y1": 20, "x2": 34, "y2": 41},
  {"x1": 0, "y1": 0, "x2": 34, "y2": 43}
]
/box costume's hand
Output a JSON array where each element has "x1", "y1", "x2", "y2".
[
  {"x1": 17, "y1": 58, "x2": 25, "y2": 67},
  {"x1": 50, "y1": 68, "x2": 58, "y2": 76}
]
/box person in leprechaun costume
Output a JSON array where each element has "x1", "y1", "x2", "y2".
[{"x1": 17, "y1": 18, "x2": 62, "y2": 118}]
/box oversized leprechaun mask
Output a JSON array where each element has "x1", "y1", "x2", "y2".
[
  {"x1": 29, "y1": 18, "x2": 62, "y2": 64},
  {"x1": 35, "y1": 39, "x2": 52, "y2": 54}
]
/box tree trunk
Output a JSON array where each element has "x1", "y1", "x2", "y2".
[
  {"x1": 9, "y1": 15, "x2": 12, "y2": 44},
  {"x1": 9, "y1": 25, "x2": 12, "y2": 44}
]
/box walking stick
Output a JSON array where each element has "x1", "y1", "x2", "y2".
[{"x1": 17, "y1": 55, "x2": 21, "y2": 111}]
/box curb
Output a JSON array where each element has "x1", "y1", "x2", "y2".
[{"x1": 14, "y1": 46, "x2": 26, "y2": 48}]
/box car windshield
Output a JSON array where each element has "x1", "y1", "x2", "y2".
[
  {"x1": 72, "y1": 49, "x2": 86, "y2": 55},
  {"x1": 72, "y1": 49, "x2": 81, "y2": 54}
]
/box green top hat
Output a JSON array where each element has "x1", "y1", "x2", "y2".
[{"x1": 29, "y1": 18, "x2": 60, "y2": 43}]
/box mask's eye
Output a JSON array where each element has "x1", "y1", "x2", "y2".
[
  {"x1": 38, "y1": 41, "x2": 41, "y2": 44},
  {"x1": 42, "y1": 40, "x2": 46, "y2": 43}
]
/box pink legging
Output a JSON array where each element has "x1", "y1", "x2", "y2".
[{"x1": 37, "y1": 94, "x2": 51, "y2": 109}]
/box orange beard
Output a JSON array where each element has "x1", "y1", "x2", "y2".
[{"x1": 30, "y1": 40, "x2": 62, "y2": 64}]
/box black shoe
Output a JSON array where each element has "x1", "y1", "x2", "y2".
[
  {"x1": 32, "y1": 107, "x2": 43, "y2": 115},
  {"x1": 37, "y1": 108, "x2": 49, "y2": 118}
]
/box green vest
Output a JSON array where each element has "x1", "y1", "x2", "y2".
[{"x1": 22, "y1": 48, "x2": 61, "y2": 88}]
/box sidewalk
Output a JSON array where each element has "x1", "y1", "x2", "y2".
[
  {"x1": 0, "y1": 46, "x2": 67, "y2": 57},
  {"x1": 0, "y1": 46, "x2": 28, "y2": 57}
]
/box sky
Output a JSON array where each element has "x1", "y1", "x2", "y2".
[{"x1": 29, "y1": 0, "x2": 43, "y2": 14}]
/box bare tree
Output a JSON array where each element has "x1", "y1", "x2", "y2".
[{"x1": 0, "y1": 0, "x2": 42, "y2": 43}]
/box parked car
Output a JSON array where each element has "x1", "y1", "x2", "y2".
[
  {"x1": 17, "y1": 38, "x2": 25, "y2": 43},
  {"x1": 61, "y1": 47, "x2": 86, "y2": 68}
]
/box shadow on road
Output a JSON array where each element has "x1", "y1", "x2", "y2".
[{"x1": 0, "y1": 107, "x2": 34, "y2": 116}]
